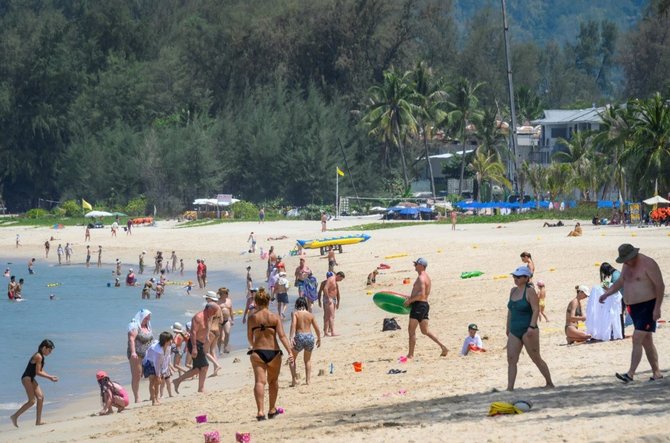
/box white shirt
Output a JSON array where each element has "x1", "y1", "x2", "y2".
[
  {"x1": 144, "y1": 342, "x2": 171, "y2": 376},
  {"x1": 460, "y1": 334, "x2": 483, "y2": 355}
]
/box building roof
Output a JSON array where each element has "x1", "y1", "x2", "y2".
[{"x1": 532, "y1": 107, "x2": 605, "y2": 125}]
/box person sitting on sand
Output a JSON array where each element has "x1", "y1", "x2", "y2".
[
  {"x1": 11, "y1": 339, "x2": 58, "y2": 427},
  {"x1": 460, "y1": 324, "x2": 484, "y2": 355},
  {"x1": 367, "y1": 269, "x2": 378, "y2": 286},
  {"x1": 96, "y1": 371, "x2": 129, "y2": 415},
  {"x1": 565, "y1": 285, "x2": 592, "y2": 344},
  {"x1": 567, "y1": 222, "x2": 583, "y2": 237},
  {"x1": 289, "y1": 297, "x2": 321, "y2": 386}
]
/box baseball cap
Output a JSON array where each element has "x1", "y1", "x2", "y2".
[
  {"x1": 413, "y1": 258, "x2": 428, "y2": 267},
  {"x1": 511, "y1": 266, "x2": 532, "y2": 277},
  {"x1": 96, "y1": 370, "x2": 108, "y2": 381},
  {"x1": 468, "y1": 323, "x2": 478, "y2": 331}
]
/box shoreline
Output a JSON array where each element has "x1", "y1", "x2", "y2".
[{"x1": 1, "y1": 219, "x2": 669, "y2": 441}]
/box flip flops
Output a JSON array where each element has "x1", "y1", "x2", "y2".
[
  {"x1": 649, "y1": 376, "x2": 664, "y2": 382},
  {"x1": 387, "y1": 369, "x2": 407, "y2": 374},
  {"x1": 615, "y1": 372, "x2": 634, "y2": 383}
]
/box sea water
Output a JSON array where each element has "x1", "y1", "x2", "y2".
[{"x1": 0, "y1": 259, "x2": 249, "y2": 419}]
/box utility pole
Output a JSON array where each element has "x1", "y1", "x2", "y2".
[{"x1": 501, "y1": 0, "x2": 519, "y2": 196}]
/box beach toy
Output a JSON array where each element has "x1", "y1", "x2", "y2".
[
  {"x1": 460, "y1": 271, "x2": 484, "y2": 279},
  {"x1": 378, "y1": 263, "x2": 391, "y2": 269},
  {"x1": 384, "y1": 253, "x2": 408, "y2": 259},
  {"x1": 235, "y1": 432, "x2": 251, "y2": 443},
  {"x1": 366, "y1": 291, "x2": 372, "y2": 295},
  {"x1": 493, "y1": 274, "x2": 508, "y2": 280},
  {"x1": 594, "y1": 262, "x2": 601, "y2": 267},
  {"x1": 352, "y1": 361, "x2": 363, "y2": 372},
  {"x1": 204, "y1": 430, "x2": 220, "y2": 443},
  {"x1": 373, "y1": 292, "x2": 411, "y2": 315},
  {"x1": 398, "y1": 356, "x2": 408, "y2": 363},
  {"x1": 488, "y1": 401, "x2": 525, "y2": 416},
  {"x1": 276, "y1": 407, "x2": 285, "y2": 414},
  {"x1": 196, "y1": 414, "x2": 208, "y2": 423},
  {"x1": 46, "y1": 283, "x2": 62, "y2": 287},
  {"x1": 402, "y1": 278, "x2": 410, "y2": 284}
]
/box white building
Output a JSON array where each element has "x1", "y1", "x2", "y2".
[{"x1": 531, "y1": 107, "x2": 605, "y2": 161}]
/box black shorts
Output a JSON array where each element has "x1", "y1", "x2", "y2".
[
  {"x1": 277, "y1": 292, "x2": 289, "y2": 304},
  {"x1": 409, "y1": 301, "x2": 430, "y2": 322},
  {"x1": 629, "y1": 298, "x2": 657, "y2": 332},
  {"x1": 187, "y1": 340, "x2": 209, "y2": 369}
]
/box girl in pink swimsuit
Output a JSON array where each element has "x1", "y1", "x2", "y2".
[{"x1": 96, "y1": 371, "x2": 129, "y2": 415}]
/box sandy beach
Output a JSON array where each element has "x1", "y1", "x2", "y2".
[{"x1": 1, "y1": 217, "x2": 669, "y2": 442}]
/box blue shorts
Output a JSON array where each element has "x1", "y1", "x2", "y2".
[
  {"x1": 142, "y1": 360, "x2": 156, "y2": 378},
  {"x1": 277, "y1": 292, "x2": 289, "y2": 304}
]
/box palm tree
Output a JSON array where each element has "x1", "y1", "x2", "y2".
[
  {"x1": 362, "y1": 68, "x2": 419, "y2": 189},
  {"x1": 522, "y1": 161, "x2": 547, "y2": 207},
  {"x1": 553, "y1": 131, "x2": 595, "y2": 200},
  {"x1": 468, "y1": 152, "x2": 512, "y2": 201},
  {"x1": 515, "y1": 86, "x2": 544, "y2": 124},
  {"x1": 592, "y1": 104, "x2": 633, "y2": 201},
  {"x1": 476, "y1": 106, "x2": 509, "y2": 161},
  {"x1": 410, "y1": 62, "x2": 449, "y2": 198},
  {"x1": 623, "y1": 93, "x2": 670, "y2": 198},
  {"x1": 448, "y1": 79, "x2": 484, "y2": 197},
  {"x1": 545, "y1": 163, "x2": 574, "y2": 202}
]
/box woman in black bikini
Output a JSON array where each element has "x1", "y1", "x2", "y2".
[
  {"x1": 11, "y1": 339, "x2": 58, "y2": 427},
  {"x1": 247, "y1": 287, "x2": 293, "y2": 421}
]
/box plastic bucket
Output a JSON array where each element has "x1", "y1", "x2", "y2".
[{"x1": 352, "y1": 362, "x2": 363, "y2": 372}]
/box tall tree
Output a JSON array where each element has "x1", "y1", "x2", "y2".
[
  {"x1": 362, "y1": 67, "x2": 419, "y2": 189},
  {"x1": 410, "y1": 61, "x2": 448, "y2": 198},
  {"x1": 467, "y1": 152, "x2": 511, "y2": 201},
  {"x1": 448, "y1": 79, "x2": 484, "y2": 196}
]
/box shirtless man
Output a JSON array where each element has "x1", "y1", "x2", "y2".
[
  {"x1": 266, "y1": 247, "x2": 277, "y2": 281},
  {"x1": 321, "y1": 271, "x2": 344, "y2": 336},
  {"x1": 203, "y1": 292, "x2": 223, "y2": 376},
  {"x1": 44, "y1": 240, "x2": 50, "y2": 258},
  {"x1": 85, "y1": 226, "x2": 91, "y2": 242},
  {"x1": 138, "y1": 251, "x2": 145, "y2": 274},
  {"x1": 600, "y1": 244, "x2": 665, "y2": 382},
  {"x1": 173, "y1": 303, "x2": 218, "y2": 393},
  {"x1": 217, "y1": 287, "x2": 234, "y2": 354},
  {"x1": 565, "y1": 285, "x2": 591, "y2": 344},
  {"x1": 327, "y1": 247, "x2": 337, "y2": 273},
  {"x1": 97, "y1": 246, "x2": 102, "y2": 267},
  {"x1": 403, "y1": 258, "x2": 448, "y2": 359},
  {"x1": 321, "y1": 212, "x2": 327, "y2": 232},
  {"x1": 85, "y1": 246, "x2": 91, "y2": 268}
]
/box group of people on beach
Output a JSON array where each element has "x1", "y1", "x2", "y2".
[{"x1": 8, "y1": 214, "x2": 666, "y2": 428}]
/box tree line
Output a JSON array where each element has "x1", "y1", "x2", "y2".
[{"x1": 0, "y1": 0, "x2": 668, "y2": 213}]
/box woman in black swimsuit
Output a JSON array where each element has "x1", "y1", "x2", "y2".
[
  {"x1": 247, "y1": 287, "x2": 293, "y2": 421},
  {"x1": 11, "y1": 339, "x2": 58, "y2": 427}
]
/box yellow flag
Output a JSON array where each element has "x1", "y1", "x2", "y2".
[
  {"x1": 336, "y1": 167, "x2": 345, "y2": 177},
  {"x1": 82, "y1": 199, "x2": 93, "y2": 210}
]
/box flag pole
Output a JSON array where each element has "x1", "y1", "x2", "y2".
[{"x1": 335, "y1": 167, "x2": 339, "y2": 220}]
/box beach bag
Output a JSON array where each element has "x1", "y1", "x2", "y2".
[
  {"x1": 303, "y1": 276, "x2": 318, "y2": 301},
  {"x1": 382, "y1": 318, "x2": 401, "y2": 331}
]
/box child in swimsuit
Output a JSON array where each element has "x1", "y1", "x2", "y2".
[
  {"x1": 96, "y1": 370, "x2": 129, "y2": 415},
  {"x1": 288, "y1": 297, "x2": 321, "y2": 386},
  {"x1": 11, "y1": 339, "x2": 58, "y2": 427}
]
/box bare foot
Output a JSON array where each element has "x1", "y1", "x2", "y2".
[
  {"x1": 544, "y1": 383, "x2": 555, "y2": 389},
  {"x1": 440, "y1": 347, "x2": 449, "y2": 357},
  {"x1": 117, "y1": 407, "x2": 125, "y2": 413},
  {"x1": 36, "y1": 421, "x2": 47, "y2": 426},
  {"x1": 173, "y1": 379, "x2": 181, "y2": 394},
  {"x1": 10, "y1": 414, "x2": 18, "y2": 428},
  {"x1": 290, "y1": 381, "x2": 297, "y2": 387}
]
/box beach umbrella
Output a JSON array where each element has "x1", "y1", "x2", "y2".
[
  {"x1": 643, "y1": 195, "x2": 670, "y2": 205},
  {"x1": 85, "y1": 210, "x2": 113, "y2": 217}
]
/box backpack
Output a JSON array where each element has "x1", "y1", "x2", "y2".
[
  {"x1": 382, "y1": 318, "x2": 401, "y2": 331},
  {"x1": 303, "y1": 275, "x2": 318, "y2": 301}
]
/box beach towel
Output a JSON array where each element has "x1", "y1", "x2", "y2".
[
  {"x1": 488, "y1": 402, "x2": 523, "y2": 416},
  {"x1": 586, "y1": 286, "x2": 623, "y2": 341},
  {"x1": 303, "y1": 275, "x2": 318, "y2": 301}
]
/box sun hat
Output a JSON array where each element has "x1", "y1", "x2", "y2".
[
  {"x1": 468, "y1": 323, "x2": 479, "y2": 331},
  {"x1": 96, "y1": 370, "x2": 108, "y2": 381},
  {"x1": 511, "y1": 266, "x2": 533, "y2": 277},
  {"x1": 413, "y1": 257, "x2": 428, "y2": 267},
  {"x1": 204, "y1": 291, "x2": 219, "y2": 301},
  {"x1": 577, "y1": 284, "x2": 590, "y2": 294},
  {"x1": 616, "y1": 243, "x2": 639, "y2": 264},
  {"x1": 171, "y1": 322, "x2": 184, "y2": 333}
]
